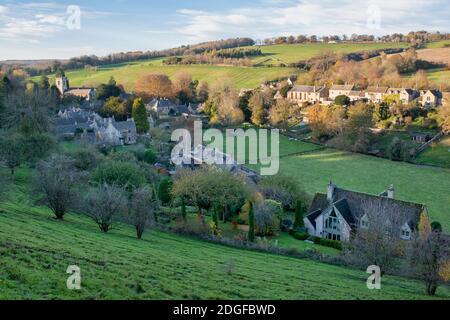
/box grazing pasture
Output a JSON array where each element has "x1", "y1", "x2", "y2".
[{"x1": 0, "y1": 168, "x2": 448, "y2": 300}]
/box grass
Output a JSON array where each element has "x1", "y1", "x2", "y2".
[
  {"x1": 243, "y1": 137, "x2": 450, "y2": 231},
  {"x1": 425, "y1": 68, "x2": 450, "y2": 83},
  {"x1": 251, "y1": 42, "x2": 409, "y2": 65},
  {"x1": 424, "y1": 40, "x2": 450, "y2": 49},
  {"x1": 40, "y1": 58, "x2": 302, "y2": 91},
  {"x1": 0, "y1": 168, "x2": 448, "y2": 300},
  {"x1": 416, "y1": 136, "x2": 450, "y2": 168}
]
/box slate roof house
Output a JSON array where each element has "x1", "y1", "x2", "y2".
[
  {"x1": 420, "y1": 90, "x2": 442, "y2": 108},
  {"x1": 304, "y1": 182, "x2": 427, "y2": 242},
  {"x1": 146, "y1": 98, "x2": 200, "y2": 116},
  {"x1": 55, "y1": 107, "x2": 137, "y2": 146}
]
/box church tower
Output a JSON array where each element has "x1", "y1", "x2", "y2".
[{"x1": 55, "y1": 75, "x2": 68, "y2": 95}]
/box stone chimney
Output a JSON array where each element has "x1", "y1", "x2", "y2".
[
  {"x1": 327, "y1": 181, "x2": 335, "y2": 203},
  {"x1": 387, "y1": 184, "x2": 395, "y2": 199}
]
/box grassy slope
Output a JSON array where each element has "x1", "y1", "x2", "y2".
[
  {"x1": 45, "y1": 58, "x2": 301, "y2": 91},
  {"x1": 0, "y1": 169, "x2": 448, "y2": 300},
  {"x1": 424, "y1": 40, "x2": 450, "y2": 49},
  {"x1": 272, "y1": 149, "x2": 450, "y2": 231},
  {"x1": 416, "y1": 136, "x2": 450, "y2": 168},
  {"x1": 252, "y1": 42, "x2": 409, "y2": 65}
]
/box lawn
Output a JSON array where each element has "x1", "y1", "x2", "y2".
[
  {"x1": 264, "y1": 149, "x2": 450, "y2": 231},
  {"x1": 424, "y1": 40, "x2": 450, "y2": 49},
  {"x1": 0, "y1": 168, "x2": 448, "y2": 300},
  {"x1": 251, "y1": 42, "x2": 409, "y2": 65},
  {"x1": 40, "y1": 58, "x2": 302, "y2": 91},
  {"x1": 416, "y1": 136, "x2": 450, "y2": 168},
  {"x1": 425, "y1": 68, "x2": 450, "y2": 83}
]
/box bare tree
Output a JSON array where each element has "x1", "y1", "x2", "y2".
[
  {"x1": 34, "y1": 155, "x2": 84, "y2": 220},
  {"x1": 344, "y1": 198, "x2": 408, "y2": 274},
  {"x1": 406, "y1": 215, "x2": 449, "y2": 296},
  {"x1": 129, "y1": 187, "x2": 159, "y2": 239},
  {"x1": 83, "y1": 183, "x2": 127, "y2": 233}
]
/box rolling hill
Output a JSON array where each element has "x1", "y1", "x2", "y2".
[{"x1": 1, "y1": 168, "x2": 448, "y2": 300}]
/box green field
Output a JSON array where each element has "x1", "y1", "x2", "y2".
[
  {"x1": 251, "y1": 42, "x2": 410, "y2": 65},
  {"x1": 416, "y1": 136, "x2": 450, "y2": 168},
  {"x1": 425, "y1": 68, "x2": 450, "y2": 83},
  {"x1": 424, "y1": 40, "x2": 450, "y2": 49},
  {"x1": 244, "y1": 139, "x2": 450, "y2": 231},
  {"x1": 43, "y1": 58, "x2": 302, "y2": 91},
  {"x1": 1, "y1": 168, "x2": 448, "y2": 300}
]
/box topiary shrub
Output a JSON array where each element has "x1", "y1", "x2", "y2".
[{"x1": 158, "y1": 177, "x2": 173, "y2": 205}]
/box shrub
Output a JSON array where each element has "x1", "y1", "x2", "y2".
[
  {"x1": 254, "y1": 200, "x2": 281, "y2": 237},
  {"x1": 158, "y1": 177, "x2": 173, "y2": 205},
  {"x1": 335, "y1": 95, "x2": 350, "y2": 106},
  {"x1": 91, "y1": 161, "x2": 146, "y2": 192},
  {"x1": 291, "y1": 232, "x2": 310, "y2": 241},
  {"x1": 293, "y1": 199, "x2": 305, "y2": 231},
  {"x1": 71, "y1": 148, "x2": 104, "y2": 171},
  {"x1": 142, "y1": 148, "x2": 157, "y2": 164}
]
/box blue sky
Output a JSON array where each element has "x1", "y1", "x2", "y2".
[{"x1": 0, "y1": 0, "x2": 449, "y2": 60}]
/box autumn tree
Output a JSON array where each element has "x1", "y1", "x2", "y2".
[
  {"x1": 437, "y1": 100, "x2": 450, "y2": 133},
  {"x1": 248, "y1": 91, "x2": 266, "y2": 126},
  {"x1": 132, "y1": 98, "x2": 150, "y2": 134},
  {"x1": 269, "y1": 99, "x2": 293, "y2": 130},
  {"x1": 173, "y1": 72, "x2": 194, "y2": 104},
  {"x1": 407, "y1": 213, "x2": 449, "y2": 295},
  {"x1": 342, "y1": 102, "x2": 374, "y2": 152},
  {"x1": 135, "y1": 73, "x2": 173, "y2": 100},
  {"x1": 101, "y1": 96, "x2": 129, "y2": 120},
  {"x1": 217, "y1": 90, "x2": 244, "y2": 126}
]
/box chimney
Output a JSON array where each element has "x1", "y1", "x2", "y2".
[
  {"x1": 327, "y1": 181, "x2": 335, "y2": 203},
  {"x1": 387, "y1": 185, "x2": 395, "y2": 199}
]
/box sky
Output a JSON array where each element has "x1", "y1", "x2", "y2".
[{"x1": 0, "y1": 0, "x2": 449, "y2": 60}]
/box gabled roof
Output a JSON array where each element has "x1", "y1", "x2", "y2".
[
  {"x1": 330, "y1": 84, "x2": 355, "y2": 91},
  {"x1": 305, "y1": 209, "x2": 322, "y2": 228},
  {"x1": 366, "y1": 86, "x2": 389, "y2": 94},
  {"x1": 289, "y1": 85, "x2": 326, "y2": 93},
  {"x1": 307, "y1": 186, "x2": 425, "y2": 230}
]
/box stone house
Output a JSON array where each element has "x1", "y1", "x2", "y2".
[
  {"x1": 55, "y1": 76, "x2": 96, "y2": 101},
  {"x1": 304, "y1": 182, "x2": 427, "y2": 242},
  {"x1": 287, "y1": 85, "x2": 329, "y2": 104},
  {"x1": 365, "y1": 86, "x2": 389, "y2": 103},
  {"x1": 420, "y1": 90, "x2": 442, "y2": 108},
  {"x1": 329, "y1": 84, "x2": 355, "y2": 101}
]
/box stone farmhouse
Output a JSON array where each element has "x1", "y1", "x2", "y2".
[
  {"x1": 146, "y1": 98, "x2": 200, "y2": 117},
  {"x1": 304, "y1": 182, "x2": 427, "y2": 242},
  {"x1": 329, "y1": 84, "x2": 355, "y2": 100},
  {"x1": 55, "y1": 76, "x2": 96, "y2": 101},
  {"x1": 287, "y1": 85, "x2": 329, "y2": 104},
  {"x1": 55, "y1": 107, "x2": 137, "y2": 146},
  {"x1": 287, "y1": 82, "x2": 446, "y2": 108}
]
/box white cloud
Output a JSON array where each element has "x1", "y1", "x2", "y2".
[{"x1": 175, "y1": 0, "x2": 450, "y2": 42}]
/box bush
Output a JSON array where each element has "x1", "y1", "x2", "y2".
[
  {"x1": 71, "y1": 148, "x2": 104, "y2": 171},
  {"x1": 335, "y1": 95, "x2": 350, "y2": 106},
  {"x1": 91, "y1": 161, "x2": 146, "y2": 192},
  {"x1": 291, "y1": 232, "x2": 310, "y2": 241},
  {"x1": 312, "y1": 237, "x2": 342, "y2": 250},
  {"x1": 158, "y1": 177, "x2": 173, "y2": 205},
  {"x1": 254, "y1": 200, "x2": 281, "y2": 237},
  {"x1": 142, "y1": 149, "x2": 157, "y2": 164}
]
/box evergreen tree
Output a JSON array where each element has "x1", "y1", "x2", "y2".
[
  {"x1": 293, "y1": 199, "x2": 305, "y2": 231},
  {"x1": 248, "y1": 200, "x2": 255, "y2": 242},
  {"x1": 132, "y1": 98, "x2": 150, "y2": 134},
  {"x1": 181, "y1": 198, "x2": 187, "y2": 221}
]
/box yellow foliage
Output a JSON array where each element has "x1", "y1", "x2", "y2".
[
  {"x1": 439, "y1": 260, "x2": 450, "y2": 282},
  {"x1": 418, "y1": 211, "x2": 432, "y2": 239}
]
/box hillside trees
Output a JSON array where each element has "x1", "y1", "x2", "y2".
[
  {"x1": 438, "y1": 100, "x2": 450, "y2": 133},
  {"x1": 91, "y1": 161, "x2": 146, "y2": 193},
  {"x1": 34, "y1": 155, "x2": 85, "y2": 220},
  {"x1": 96, "y1": 77, "x2": 122, "y2": 100},
  {"x1": 0, "y1": 134, "x2": 24, "y2": 175},
  {"x1": 129, "y1": 187, "x2": 159, "y2": 239},
  {"x1": 132, "y1": 98, "x2": 150, "y2": 133},
  {"x1": 173, "y1": 72, "x2": 196, "y2": 104},
  {"x1": 407, "y1": 213, "x2": 450, "y2": 295},
  {"x1": 135, "y1": 73, "x2": 174, "y2": 100},
  {"x1": 84, "y1": 183, "x2": 127, "y2": 233},
  {"x1": 341, "y1": 102, "x2": 374, "y2": 153},
  {"x1": 258, "y1": 174, "x2": 305, "y2": 211},
  {"x1": 248, "y1": 91, "x2": 267, "y2": 126},
  {"x1": 101, "y1": 96, "x2": 129, "y2": 120},
  {"x1": 269, "y1": 99, "x2": 294, "y2": 130}
]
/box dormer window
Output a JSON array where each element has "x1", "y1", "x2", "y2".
[
  {"x1": 360, "y1": 214, "x2": 369, "y2": 229},
  {"x1": 400, "y1": 223, "x2": 412, "y2": 240}
]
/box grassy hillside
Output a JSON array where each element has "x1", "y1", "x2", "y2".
[
  {"x1": 416, "y1": 136, "x2": 450, "y2": 168},
  {"x1": 0, "y1": 168, "x2": 448, "y2": 300},
  {"x1": 251, "y1": 42, "x2": 410, "y2": 65},
  {"x1": 43, "y1": 58, "x2": 302, "y2": 91}
]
